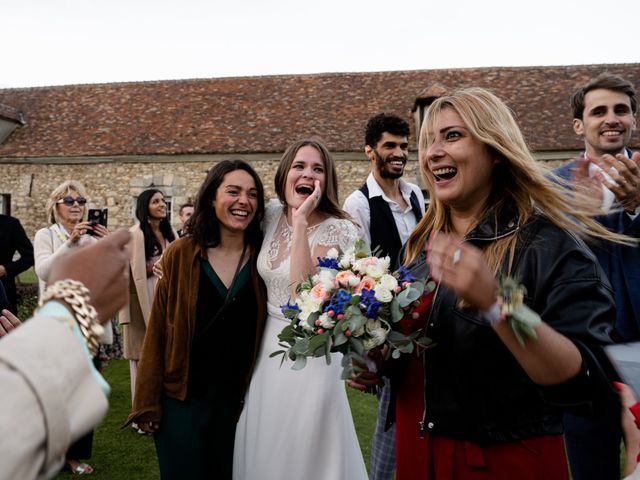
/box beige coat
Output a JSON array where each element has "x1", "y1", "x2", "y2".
[
  {"x1": 0, "y1": 313, "x2": 108, "y2": 480},
  {"x1": 119, "y1": 224, "x2": 150, "y2": 360},
  {"x1": 34, "y1": 225, "x2": 95, "y2": 299},
  {"x1": 119, "y1": 223, "x2": 175, "y2": 360}
]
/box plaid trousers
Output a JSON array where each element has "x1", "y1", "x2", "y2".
[{"x1": 370, "y1": 377, "x2": 396, "y2": 480}]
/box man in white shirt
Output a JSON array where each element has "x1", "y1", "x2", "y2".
[
  {"x1": 343, "y1": 113, "x2": 425, "y2": 480},
  {"x1": 555, "y1": 73, "x2": 640, "y2": 480}
]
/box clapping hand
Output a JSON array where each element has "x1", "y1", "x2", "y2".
[{"x1": 592, "y1": 151, "x2": 640, "y2": 213}]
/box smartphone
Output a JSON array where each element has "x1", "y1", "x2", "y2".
[{"x1": 87, "y1": 208, "x2": 108, "y2": 235}]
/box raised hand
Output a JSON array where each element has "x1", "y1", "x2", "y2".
[
  {"x1": 70, "y1": 221, "x2": 94, "y2": 243},
  {"x1": 291, "y1": 179, "x2": 321, "y2": 228},
  {"x1": 427, "y1": 231, "x2": 498, "y2": 311},
  {"x1": 48, "y1": 228, "x2": 131, "y2": 324},
  {"x1": 593, "y1": 151, "x2": 640, "y2": 212}
]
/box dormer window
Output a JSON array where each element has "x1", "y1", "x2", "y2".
[
  {"x1": 0, "y1": 103, "x2": 26, "y2": 145},
  {"x1": 411, "y1": 83, "x2": 448, "y2": 149}
]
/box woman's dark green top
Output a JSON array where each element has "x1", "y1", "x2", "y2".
[{"x1": 188, "y1": 259, "x2": 258, "y2": 398}]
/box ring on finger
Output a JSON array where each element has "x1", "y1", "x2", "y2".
[{"x1": 452, "y1": 248, "x2": 461, "y2": 265}]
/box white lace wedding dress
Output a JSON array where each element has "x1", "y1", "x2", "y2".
[{"x1": 233, "y1": 201, "x2": 368, "y2": 480}]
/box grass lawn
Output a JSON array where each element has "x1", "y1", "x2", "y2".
[
  {"x1": 53, "y1": 359, "x2": 378, "y2": 479},
  {"x1": 18, "y1": 266, "x2": 38, "y2": 284}
]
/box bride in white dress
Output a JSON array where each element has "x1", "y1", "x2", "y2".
[{"x1": 233, "y1": 139, "x2": 369, "y2": 480}]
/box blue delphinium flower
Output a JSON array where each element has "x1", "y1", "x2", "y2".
[
  {"x1": 359, "y1": 288, "x2": 382, "y2": 318},
  {"x1": 395, "y1": 265, "x2": 415, "y2": 284},
  {"x1": 324, "y1": 289, "x2": 352, "y2": 316},
  {"x1": 317, "y1": 256, "x2": 340, "y2": 270},
  {"x1": 280, "y1": 302, "x2": 301, "y2": 318}
]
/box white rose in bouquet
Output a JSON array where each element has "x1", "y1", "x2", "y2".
[{"x1": 374, "y1": 287, "x2": 393, "y2": 303}]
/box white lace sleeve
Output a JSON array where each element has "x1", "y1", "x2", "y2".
[{"x1": 312, "y1": 218, "x2": 358, "y2": 256}]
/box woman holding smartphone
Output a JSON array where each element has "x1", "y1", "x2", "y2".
[{"x1": 33, "y1": 179, "x2": 111, "y2": 475}]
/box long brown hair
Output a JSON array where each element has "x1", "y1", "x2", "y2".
[
  {"x1": 404, "y1": 87, "x2": 635, "y2": 275},
  {"x1": 274, "y1": 138, "x2": 350, "y2": 220}
]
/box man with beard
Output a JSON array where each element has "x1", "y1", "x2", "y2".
[
  {"x1": 555, "y1": 73, "x2": 640, "y2": 480},
  {"x1": 343, "y1": 113, "x2": 425, "y2": 480}
]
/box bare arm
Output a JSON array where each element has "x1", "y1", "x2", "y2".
[
  {"x1": 428, "y1": 232, "x2": 582, "y2": 385},
  {"x1": 289, "y1": 180, "x2": 322, "y2": 297}
]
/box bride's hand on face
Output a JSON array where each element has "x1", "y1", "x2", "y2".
[
  {"x1": 291, "y1": 179, "x2": 321, "y2": 228},
  {"x1": 427, "y1": 232, "x2": 498, "y2": 311}
]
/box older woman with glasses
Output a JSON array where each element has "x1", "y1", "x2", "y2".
[
  {"x1": 34, "y1": 181, "x2": 109, "y2": 298},
  {"x1": 33, "y1": 179, "x2": 111, "y2": 475}
]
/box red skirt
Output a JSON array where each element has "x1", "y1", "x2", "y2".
[{"x1": 395, "y1": 294, "x2": 569, "y2": 480}]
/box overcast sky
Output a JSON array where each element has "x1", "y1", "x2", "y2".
[{"x1": 3, "y1": 0, "x2": 639, "y2": 89}]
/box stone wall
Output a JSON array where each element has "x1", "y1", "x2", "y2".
[
  {"x1": 0, "y1": 152, "x2": 570, "y2": 239},
  {"x1": 1, "y1": 155, "x2": 424, "y2": 238}
]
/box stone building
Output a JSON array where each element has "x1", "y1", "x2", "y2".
[{"x1": 1, "y1": 63, "x2": 639, "y2": 237}]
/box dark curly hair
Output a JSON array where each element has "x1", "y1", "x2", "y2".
[{"x1": 364, "y1": 113, "x2": 410, "y2": 148}]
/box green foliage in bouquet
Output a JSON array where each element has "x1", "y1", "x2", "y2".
[{"x1": 271, "y1": 240, "x2": 431, "y2": 379}]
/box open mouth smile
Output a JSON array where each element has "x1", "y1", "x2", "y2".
[
  {"x1": 432, "y1": 167, "x2": 458, "y2": 181},
  {"x1": 230, "y1": 209, "x2": 250, "y2": 218},
  {"x1": 601, "y1": 129, "x2": 624, "y2": 137},
  {"x1": 295, "y1": 184, "x2": 314, "y2": 196}
]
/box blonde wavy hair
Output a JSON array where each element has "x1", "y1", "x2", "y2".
[
  {"x1": 45, "y1": 180, "x2": 88, "y2": 226},
  {"x1": 404, "y1": 87, "x2": 634, "y2": 274}
]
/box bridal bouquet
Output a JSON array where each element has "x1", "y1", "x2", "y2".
[{"x1": 271, "y1": 240, "x2": 431, "y2": 379}]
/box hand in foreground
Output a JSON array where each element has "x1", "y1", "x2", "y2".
[
  {"x1": 570, "y1": 156, "x2": 604, "y2": 207},
  {"x1": 593, "y1": 151, "x2": 640, "y2": 212},
  {"x1": 0, "y1": 309, "x2": 21, "y2": 337},
  {"x1": 48, "y1": 228, "x2": 131, "y2": 324},
  {"x1": 427, "y1": 232, "x2": 498, "y2": 311}
]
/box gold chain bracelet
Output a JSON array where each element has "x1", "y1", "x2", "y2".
[{"x1": 40, "y1": 279, "x2": 103, "y2": 357}]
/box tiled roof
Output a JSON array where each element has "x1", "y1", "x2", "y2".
[{"x1": 0, "y1": 64, "x2": 639, "y2": 158}]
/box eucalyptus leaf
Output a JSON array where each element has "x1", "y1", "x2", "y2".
[
  {"x1": 351, "y1": 337, "x2": 364, "y2": 355},
  {"x1": 308, "y1": 332, "x2": 330, "y2": 355},
  {"x1": 512, "y1": 306, "x2": 542, "y2": 327},
  {"x1": 334, "y1": 331, "x2": 348, "y2": 346},
  {"x1": 292, "y1": 355, "x2": 307, "y2": 370},
  {"x1": 415, "y1": 336, "x2": 434, "y2": 347},
  {"x1": 390, "y1": 298, "x2": 404, "y2": 322},
  {"x1": 387, "y1": 330, "x2": 410, "y2": 343},
  {"x1": 349, "y1": 315, "x2": 366, "y2": 333},
  {"x1": 292, "y1": 338, "x2": 309, "y2": 354}
]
